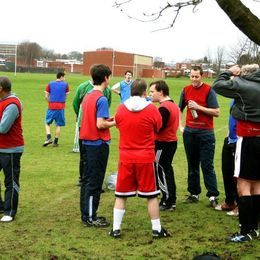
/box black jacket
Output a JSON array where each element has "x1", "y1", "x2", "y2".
[{"x1": 212, "y1": 70, "x2": 260, "y2": 122}]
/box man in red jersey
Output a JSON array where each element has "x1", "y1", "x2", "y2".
[
  {"x1": 0, "y1": 76, "x2": 24, "y2": 222},
  {"x1": 109, "y1": 79, "x2": 170, "y2": 239},
  {"x1": 150, "y1": 80, "x2": 180, "y2": 211},
  {"x1": 213, "y1": 64, "x2": 260, "y2": 243},
  {"x1": 179, "y1": 66, "x2": 220, "y2": 207}
]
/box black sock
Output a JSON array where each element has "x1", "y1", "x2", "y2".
[
  {"x1": 238, "y1": 196, "x2": 253, "y2": 235},
  {"x1": 251, "y1": 194, "x2": 260, "y2": 231},
  {"x1": 47, "y1": 134, "x2": 51, "y2": 140},
  {"x1": 54, "y1": 138, "x2": 58, "y2": 144}
]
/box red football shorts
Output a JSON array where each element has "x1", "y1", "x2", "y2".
[{"x1": 115, "y1": 162, "x2": 160, "y2": 198}]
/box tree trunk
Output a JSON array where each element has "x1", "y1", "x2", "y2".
[{"x1": 215, "y1": 0, "x2": 260, "y2": 45}]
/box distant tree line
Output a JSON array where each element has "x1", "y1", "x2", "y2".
[{"x1": 16, "y1": 41, "x2": 83, "y2": 67}]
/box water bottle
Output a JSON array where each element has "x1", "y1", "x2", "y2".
[{"x1": 191, "y1": 109, "x2": 198, "y2": 119}]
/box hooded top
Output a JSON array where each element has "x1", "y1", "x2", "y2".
[{"x1": 115, "y1": 96, "x2": 162, "y2": 163}]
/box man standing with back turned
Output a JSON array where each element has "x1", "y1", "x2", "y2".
[
  {"x1": 0, "y1": 76, "x2": 24, "y2": 222},
  {"x1": 109, "y1": 79, "x2": 170, "y2": 239},
  {"x1": 179, "y1": 66, "x2": 220, "y2": 207},
  {"x1": 43, "y1": 72, "x2": 70, "y2": 147}
]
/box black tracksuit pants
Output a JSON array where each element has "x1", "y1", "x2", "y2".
[
  {"x1": 80, "y1": 143, "x2": 109, "y2": 222},
  {"x1": 0, "y1": 153, "x2": 22, "y2": 217},
  {"x1": 155, "y1": 141, "x2": 177, "y2": 206},
  {"x1": 221, "y1": 137, "x2": 237, "y2": 205}
]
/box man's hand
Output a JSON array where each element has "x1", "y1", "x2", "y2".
[
  {"x1": 229, "y1": 65, "x2": 241, "y2": 76},
  {"x1": 188, "y1": 100, "x2": 199, "y2": 110}
]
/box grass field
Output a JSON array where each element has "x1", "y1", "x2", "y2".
[{"x1": 0, "y1": 72, "x2": 259, "y2": 259}]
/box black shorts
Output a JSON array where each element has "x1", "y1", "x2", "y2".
[{"x1": 234, "y1": 136, "x2": 260, "y2": 180}]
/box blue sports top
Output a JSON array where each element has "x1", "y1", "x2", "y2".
[
  {"x1": 49, "y1": 81, "x2": 68, "y2": 103},
  {"x1": 120, "y1": 80, "x2": 133, "y2": 103},
  {"x1": 228, "y1": 99, "x2": 237, "y2": 144}
]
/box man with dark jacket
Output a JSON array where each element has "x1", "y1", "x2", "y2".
[{"x1": 212, "y1": 64, "x2": 260, "y2": 242}]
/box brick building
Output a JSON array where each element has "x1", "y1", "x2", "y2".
[{"x1": 83, "y1": 49, "x2": 164, "y2": 78}]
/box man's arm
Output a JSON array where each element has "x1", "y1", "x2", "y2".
[
  {"x1": 103, "y1": 86, "x2": 112, "y2": 108},
  {"x1": 96, "y1": 96, "x2": 115, "y2": 129},
  {"x1": 158, "y1": 107, "x2": 170, "y2": 132},
  {"x1": 212, "y1": 66, "x2": 241, "y2": 98},
  {"x1": 111, "y1": 82, "x2": 120, "y2": 95},
  {"x1": 188, "y1": 100, "x2": 220, "y2": 117},
  {"x1": 178, "y1": 91, "x2": 186, "y2": 133},
  {"x1": 72, "y1": 85, "x2": 82, "y2": 116},
  {"x1": 97, "y1": 117, "x2": 115, "y2": 129},
  {"x1": 0, "y1": 104, "x2": 19, "y2": 134}
]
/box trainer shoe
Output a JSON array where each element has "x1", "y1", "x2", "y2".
[
  {"x1": 227, "y1": 206, "x2": 239, "y2": 217},
  {"x1": 215, "y1": 202, "x2": 237, "y2": 211},
  {"x1": 185, "y1": 195, "x2": 199, "y2": 203},
  {"x1": 209, "y1": 196, "x2": 218, "y2": 208},
  {"x1": 109, "y1": 229, "x2": 121, "y2": 238},
  {"x1": 250, "y1": 229, "x2": 259, "y2": 239},
  {"x1": 159, "y1": 204, "x2": 176, "y2": 211},
  {"x1": 229, "y1": 232, "x2": 252, "y2": 242},
  {"x1": 82, "y1": 216, "x2": 109, "y2": 228},
  {"x1": 43, "y1": 139, "x2": 53, "y2": 147},
  {"x1": 152, "y1": 227, "x2": 171, "y2": 239},
  {"x1": 53, "y1": 143, "x2": 59, "y2": 147},
  {"x1": 0, "y1": 215, "x2": 13, "y2": 222}
]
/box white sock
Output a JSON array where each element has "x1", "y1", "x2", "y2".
[
  {"x1": 113, "y1": 208, "x2": 125, "y2": 231},
  {"x1": 151, "y1": 219, "x2": 161, "y2": 232}
]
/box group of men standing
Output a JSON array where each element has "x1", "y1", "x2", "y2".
[
  {"x1": 0, "y1": 63, "x2": 259, "y2": 243},
  {"x1": 73, "y1": 64, "x2": 259, "y2": 242}
]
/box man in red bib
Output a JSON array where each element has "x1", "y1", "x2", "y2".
[
  {"x1": 79, "y1": 64, "x2": 115, "y2": 228},
  {"x1": 149, "y1": 80, "x2": 180, "y2": 211},
  {"x1": 0, "y1": 76, "x2": 24, "y2": 222},
  {"x1": 179, "y1": 66, "x2": 220, "y2": 207}
]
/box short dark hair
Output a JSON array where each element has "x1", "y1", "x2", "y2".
[
  {"x1": 150, "y1": 80, "x2": 169, "y2": 96},
  {"x1": 131, "y1": 79, "x2": 147, "y2": 96},
  {"x1": 56, "y1": 72, "x2": 65, "y2": 79},
  {"x1": 191, "y1": 66, "x2": 203, "y2": 76},
  {"x1": 125, "y1": 70, "x2": 133, "y2": 76},
  {"x1": 90, "y1": 64, "x2": 112, "y2": 85},
  {"x1": 0, "y1": 76, "x2": 12, "y2": 92}
]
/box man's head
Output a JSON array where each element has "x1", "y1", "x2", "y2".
[
  {"x1": 131, "y1": 79, "x2": 147, "y2": 97},
  {"x1": 90, "y1": 64, "x2": 112, "y2": 86},
  {"x1": 149, "y1": 80, "x2": 169, "y2": 102},
  {"x1": 241, "y1": 64, "x2": 259, "y2": 76},
  {"x1": 124, "y1": 70, "x2": 133, "y2": 82},
  {"x1": 56, "y1": 72, "x2": 65, "y2": 80},
  {"x1": 190, "y1": 66, "x2": 203, "y2": 87},
  {"x1": 0, "y1": 77, "x2": 12, "y2": 98}
]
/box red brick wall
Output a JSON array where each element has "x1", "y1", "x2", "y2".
[
  {"x1": 83, "y1": 50, "x2": 134, "y2": 77},
  {"x1": 142, "y1": 69, "x2": 165, "y2": 78}
]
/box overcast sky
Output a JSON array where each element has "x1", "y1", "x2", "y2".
[{"x1": 1, "y1": 0, "x2": 259, "y2": 63}]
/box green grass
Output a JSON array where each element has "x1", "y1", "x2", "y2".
[{"x1": 0, "y1": 72, "x2": 259, "y2": 259}]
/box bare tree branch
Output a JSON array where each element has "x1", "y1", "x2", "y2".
[
  {"x1": 113, "y1": 0, "x2": 260, "y2": 44},
  {"x1": 113, "y1": 0, "x2": 203, "y2": 31}
]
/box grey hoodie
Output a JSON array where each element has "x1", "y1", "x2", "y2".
[{"x1": 212, "y1": 69, "x2": 260, "y2": 122}]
